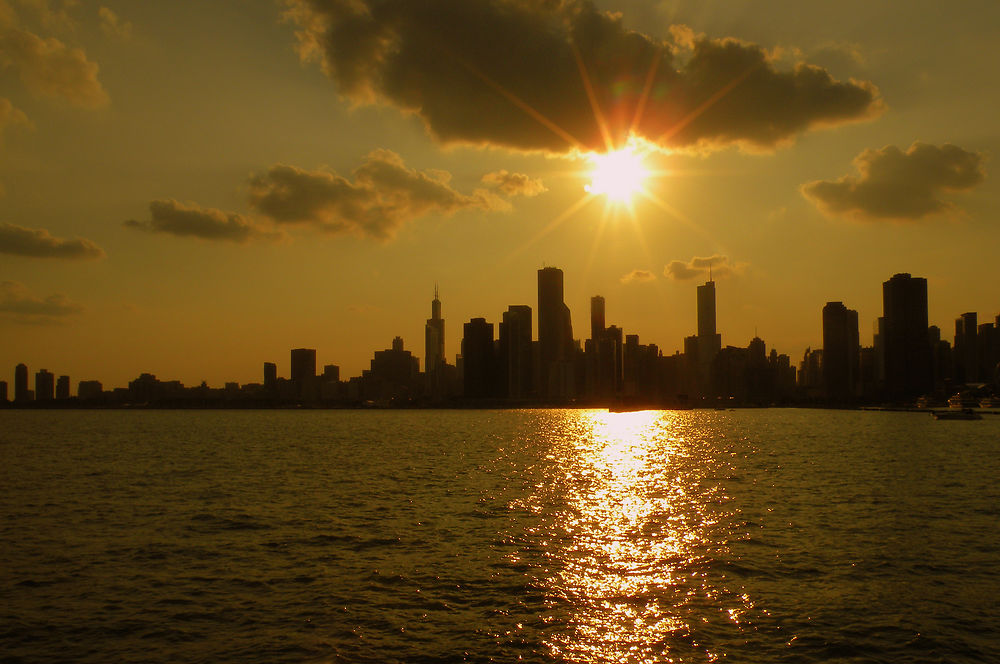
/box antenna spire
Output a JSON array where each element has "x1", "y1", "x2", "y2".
[{"x1": 434, "y1": 282, "x2": 439, "y2": 300}]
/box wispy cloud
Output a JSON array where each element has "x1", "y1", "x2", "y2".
[
  {"x1": 248, "y1": 150, "x2": 512, "y2": 241},
  {"x1": 0, "y1": 221, "x2": 105, "y2": 258},
  {"x1": 125, "y1": 200, "x2": 282, "y2": 243},
  {"x1": 664, "y1": 255, "x2": 745, "y2": 280},
  {"x1": 621, "y1": 269, "x2": 656, "y2": 284},
  {"x1": 0, "y1": 280, "x2": 83, "y2": 322}
]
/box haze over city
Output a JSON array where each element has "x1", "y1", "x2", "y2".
[{"x1": 1, "y1": 0, "x2": 996, "y2": 388}]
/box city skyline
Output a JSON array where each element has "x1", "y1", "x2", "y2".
[
  {"x1": 3, "y1": 265, "x2": 997, "y2": 403},
  {"x1": 1, "y1": 1, "x2": 997, "y2": 387}
]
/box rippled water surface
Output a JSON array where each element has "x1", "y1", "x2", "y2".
[{"x1": 2, "y1": 408, "x2": 999, "y2": 663}]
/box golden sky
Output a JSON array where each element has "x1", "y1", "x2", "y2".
[{"x1": 1, "y1": 0, "x2": 997, "y2": 387}]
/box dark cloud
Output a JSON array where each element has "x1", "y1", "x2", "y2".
[
  {"x1": 284, "y1": 0, "x2": 883, "y2": 154},
  {"x1": 248, "y1": 149, "x2": 510, "y2": 240},
  {"x1": 0, "y1": 221, "x2": 105, "y2": 258},
  {"x1": 0, "y1": 280, "x2": 83, "y2": 321},
  {"x1": 665, "y1": 254, "x2": 742, "y2": 280},
  {"x1": 620, "y1": 268, "x2": 656, "y2": 284},
  {"x1": 481, "y1": 170, "x2": 547, "y2": 197},
  {"x1": 125, "y1": 200, "x2": 279, "y2": 243},
  {"x1": 801, "y1": 142, "x2": 987, "y2": 221}
]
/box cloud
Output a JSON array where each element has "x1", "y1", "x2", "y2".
[
  {"x1": 620, "y1": 268, "x2": 656, "y2": 284},
  {"x1": 98, "y1": 6, "x2": 131, "y2": 40},
  {"x1": 0, "y1": 221, "x2": 104, "y2": 258},
  {"x1": 665, "y1": 254, "x2": 744, "y2": 280},
  {"x1": 283, "y1": 1, "x2": 883, "y2": 154},
  {"x1": 248, "y1": 150, "x2": 510, "y2": 240},
  {"x1": 10, "y1": 0, "x2": 78, "y2": 32},
  {"x1": 0, "y1": 26, "x2": 109, "y2": 108},
  {"x1": 125, "y1": 200, "x2": 280, "y2": 243},
  {"x1": 0, "y1": 97, "x2": 30, "y2": 138},
  {"x1": 481, "y1": 170, "x2": 547, "y2": 197},
  {"x1": 801, "y1": 142, "x2": 987, "y2": 221},
  {"x1": 0, "y1": 280, "x2": 83, "y2": 321}
]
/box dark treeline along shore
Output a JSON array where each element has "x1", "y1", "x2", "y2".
[{"x1": 3, "y1": 269, "x2": 999, "y2": 411}]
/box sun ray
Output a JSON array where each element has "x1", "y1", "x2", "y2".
[
  {"x1": 502, "y1": 194, "x2": 598, "y2": 264},
  {"x1": 654, "y1": 64, "x2": 758, "y2": 146},
  {"x1": 571, "y1": 41, "x2": 616, "y2": 152}
]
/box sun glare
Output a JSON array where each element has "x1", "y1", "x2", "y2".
[{"x1": 585, "y1": 145, "x2": 650, "y2": 205}]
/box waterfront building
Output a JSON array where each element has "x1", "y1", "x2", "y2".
[
  {"x1": 290, "y1": 348, "x2": 317, "y2": 400},
  {"x1": 537, "y1": 267, "x2": 574, "y2": 399},
  {"x1": 462, "y1": 318, "x2": 496, "y2": 399},
  {"x1": 499, "y1": 305, "x2": 533, "y2": 400},
  {"x1": 35, "y1": 369, "x2": 54, "y2": 401},
  {"x1": 14, "y1": 363, "x2": 29, "y2": 402},
  {"x1": 56, "y1": 375, "x2": 70, "y2": 400},
  {"x1": 882, "y1": 273, "x2": 931, "y2": 400},
  {"x1": 822, "y1": 302, "x2": 860, "y2": 403}
]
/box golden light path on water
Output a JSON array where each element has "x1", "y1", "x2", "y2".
[{"x1": 515, "y1": 409, "x2": 756, "y2": 662}]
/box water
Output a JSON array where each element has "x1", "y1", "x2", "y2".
[{"x1": 2, "y1": 408, "x2": 998, "y2": 663}]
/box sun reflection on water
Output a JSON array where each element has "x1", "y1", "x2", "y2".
[{"x1": 522, "y1": 409, "x2": 745, "y2": 662}]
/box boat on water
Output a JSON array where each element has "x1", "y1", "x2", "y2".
[
  {"x1": 933, "y1": 409, "x2": 982, "y2": 420},
  {"x1": 979, "y1": 396, "x2": 1000, "y2": 408}
]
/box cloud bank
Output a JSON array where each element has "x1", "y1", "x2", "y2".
[
  {"x1": 0, "y1": 97, "x2": 29, "y2": 138},
  {"x1": 284, "y1": 0, "x2": 883, "y2": 154},
  {"x1": 0, "y1": 221, "x2": 105, "y2": 258},
  {"x1": 0, "y1": 280, "x2": 82, "y2": 321},
  {"x1": 665, "y1": 254, "x2": 743, "y2": 280},
  {"x1": 801, "y1": 142, "x2": 987, "y2": 221},
  {"x1": 248, "y1": 150, "x2": 513, "y2": 240},
  {"x1": 125, "y1": 200, "x2": 280, "y2": 243}
]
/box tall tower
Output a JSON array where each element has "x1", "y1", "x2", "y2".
[
  {"x1": 538, "y1": 267, "x2": 573, "y2": 399},
  {"x1": 425, "y1": 285, "x2": 445, "y2": 375},
  {"x1": 697, "y1": 280, "x2": 717, "y2": 339},
  {"x1": 822, "y1": 301, "x2": 860, "y2": 403},
  {"x1": 693, "y1": 279, "x2": 722, "y2": 396},
  {"x1": 14, "y1": 363, "x2": 29, "y2": 402},
  {"x1": 590, "y1": 295, "x2": 606, "y2": 342},
  {"x1": 882, "y1": 273, "x2": 931, "y2": 400},
  {"x1": 290, "y1": 348, "x2": 317, "y2": 400},
  {"x1": 499, "y1": 305, "x2": 533, "y2": 400}
]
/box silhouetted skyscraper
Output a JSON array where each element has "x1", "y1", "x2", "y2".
[
  {"x1": 954, "y1": 312, "x2": 978, "y2": 383},
  {"x1": 35, "y1": 369, "x2": 54, "y2": 401},
  {"x1": 590, "y1": 295, "x2": 605, "y2": 342},
  {"x1": 56, "y1": 375, "x2": 70, "y2": 400},
  {"x1": 882, "y1": 273, "x2": 931, "y2": 400},
  {"x1": 290, "y1": 348, "x2": 317, "y2": 400},
  {"x1": 499, "y1": 305, "x2": 533, "y2": 400},
  {"x1": 263, "y1": 362, "x2": 277, "y2": 390},
  {"x1": 14, "y1": 363, "x2": 28, "y2": 402},
  {"x1": 462, "y1": 317, "x2": 496, "y2": 399},
  {"x1": 425, "y1": 285, "x2": 445, "y2": 377},
  {"x1": 822, "y1": 302, "x2": 859, "y2": 402},
  {"x1": 0, "y1": 381, "x2": 7, "y2": 402},
  {"x1": 537, "y1": 267, "x2": 574, "y2": 399},
  {"x1": 692, "y1": 279, "x2": 722, "y2": 396}
]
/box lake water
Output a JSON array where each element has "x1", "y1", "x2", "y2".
[{"x1": 2, "y1": 408, "x2": 999, "y2": 663}]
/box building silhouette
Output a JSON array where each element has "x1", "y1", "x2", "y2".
[
  {"x1": 686, "y1": 279, "x2": 722, "y2": 397},
  {"x1": 537, "y1": 267, "x2": 574, "y2": 400},
  {"x1": 954, "y1": 312, "x2": 978, "y2": 383},
  {"x1": 462, "y1": 318, "x2": 496, "y2": 398},
  {"x1": 14, "y1": 363, "x2": 29, "y2": 402},
  {"x1": 35, "y1": 369, "x2": 54, "y2": 401},
  {"x1": 290, "y1": 348, "x2": 317, "y2": 400},
  {"x1": 56, "y1": 375, "x2": 70, "y2": 400},
  {"x1": 263, "y1": 362, "x2": 277, "y2": 391},
  {"x1": 424, "y1": 286, "x2": 446, "y2": 398},
  {"x1": 0, "y1": 380, "x2": 7, "y2": 402},
  {"x1": 499, "y1": 305, "x2": 533, "y2": 400},
  {"x1": 822, "y1": 302, "x2": 860, "y2": 403},
  {"x1": 362, "y1": 337, "x2": 420, "y2": 403},
  {"x1": 882, "y1": 273, "x2": 931, "y2": 400}
]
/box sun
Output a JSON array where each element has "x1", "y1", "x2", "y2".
[{"x1": 585, "y1": 144, "x2": 650, "y2": 205}]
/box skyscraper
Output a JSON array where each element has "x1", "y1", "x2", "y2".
[
  {"x1": 35, "y1": 369, "x2": 54, "y2": 401},
  {"x1": 462, "y1": 317, "x2": 496, "y2": 398},
  {"x1": 263, "y1": 362, "x2": 277, "y2": 390},
  {"x1": 537, "y1": 267, "x2": 574, "y2": 399},
  {"x1": 954, "y1": 312, "x2": 978, "y2": 383},
  {"x1": 590, "y1": 295, "x2": 605, "y2": 342},
  {"x1": 425, "y1": 285, "x2": 445, "y2": 376},
  {"x1": 692, "y1": 279, "x2": 722, "y2": 396},
  {"x1": 882, "y1": 273, "x2": 931, "y2": 400},
  {"x1": 14, "y1": 363, "x2": 28, "y2": 402},
  {"x1": 499, "y1": 305, "x2": 533, "y2": 400},
  {"x1": 56, "y1": 375, "x2": 70, "y2": 400},
  {"x1": 822, "y1": 301, "x2": 860, "y2": 402},
  {"x1": 290, "y1": 348, "x2": 317, "y2": 400}
]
